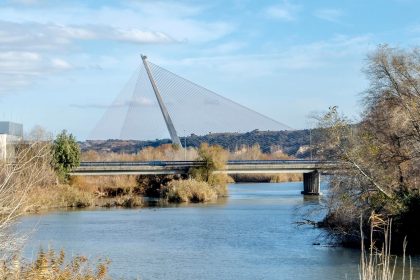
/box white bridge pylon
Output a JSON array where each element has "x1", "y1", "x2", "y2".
[
  {"x1": 90, "y1": 55, "x2": 291, "y2": 142},
  {"x1": 141, "y1": 55, "x2": 181, "y2": 146}
]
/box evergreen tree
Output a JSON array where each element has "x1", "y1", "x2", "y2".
[{"x1": 52, "y1": 130, "x2": 80, "y2": 182}]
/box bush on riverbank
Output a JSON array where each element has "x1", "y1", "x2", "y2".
[
  {"x1": 134, "y1": 144, "x2": 232, "y2": 203},
  {"x1": 189, "y1": 143, "x2": 228, "y2": 182},
  {"x1": 102, "y1": 194, "x2": 143, "y2": 208},
  {"x1": 136, "y1": 174, "x2": 185, "y2": 197},
  {"x1": 207, "y1": 173, "x2": 231, "y2": 197},
  {"x1": 164, "y1": 179, "x2": 218, "y2": 203},
  {"x1": 52, "y1": 130, "x2": 81, "y2": 182}
]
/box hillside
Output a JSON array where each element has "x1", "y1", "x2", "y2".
[{"x1": 80, "y1": 129, "x2": 312, "y2": 158}]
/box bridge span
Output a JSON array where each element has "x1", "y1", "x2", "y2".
[{"x1": 71, "y1": 160, "x2": 338, "y2": 195}]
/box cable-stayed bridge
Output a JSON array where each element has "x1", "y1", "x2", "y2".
[
  {"x1": 90, "y1": 55, "x2": 291, "y2": 143},
  {"x1": 80, "y1": 56, "x2": 332, "y2": 195}
]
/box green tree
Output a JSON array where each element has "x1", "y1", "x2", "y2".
[{"x1": 52, "y1": 130, "x2": 81, "y2": 182}]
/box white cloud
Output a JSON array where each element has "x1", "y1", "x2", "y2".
[
  {"x1": 111, "y1": 28, "x2": 173, "y2": 44},
  {"x1": 51, "y1": 58, "x2": 72, "y2": 70},
  {"x1": 0, "y1": 51, "x2": 75, "y2": 92},
  {"x1": 264, "y1": 1, "x2": 301, "y2": 21},
  {"x1": 0, "y1": 21, "x2": 175, "y2": 51},
  {"x1": 0, "y1": 2, "x2": 233, "y2": 43},
  {"x1": 0, "y1": 51, "x2": 42, "y2": 75},
  {"x1": 162, "y1": 35, "x2": 373, "y2": 77},
  {"x1": 314, "y1": 8, "x2": 343, "y2": 23},
  {"x1": 0, "y1": 1, "x2": 236, "y2": 92}
]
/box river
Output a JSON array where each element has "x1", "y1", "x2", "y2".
[{"x1": 18, "y1": 182, "x2": 417, "y2": 279}]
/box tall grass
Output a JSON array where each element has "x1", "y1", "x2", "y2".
[
  {"x1": 82, "y1": 144, "x2": 198, "y2": 161},
  {"x1": 270, "y1": 173, "x2": 302, "y2": 183},
  {"x1": 359, "y1": 214, "x2": 413, "y2": 280},
  {"x1": 230, "y1": 173, "x2": 302, "y2": 183},
  {"x1": 0, "y1": 249, "x2": 110, "y2": 280},
  {"x1": 26, "y1": 185, "x2": 95, "y2": 211},
  {"x1": 70, "y1": 175, "x2": 138, "y2": 195},
  {"x1": 164, "y1": 179, "x2": 218, "y2": 203},
  {"x1": 229, "y1": 144, "x2": 292, "y2": 160},
  {"x1": 82, "y1": 143, "x2": 295, "y2": 162}
]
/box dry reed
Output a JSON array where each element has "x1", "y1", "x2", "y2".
[
  {"x1": 165, "y1": 179, "x2": 219, "y2": 203},
  {"x1": 26, "y1": 185, "x2": 95, "y2": 212},
  {"x1": 70, "y1": 175, "x2": 138, "y2": 195},
  {"x1": 359, "y1": 214, "x2": 414, "y2": 280},
  {"x1": 0, "y1": 248, "x2": 110, "y2": 280}
]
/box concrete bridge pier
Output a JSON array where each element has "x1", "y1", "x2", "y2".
[{"x1": 302, "y1": 171, "x2": 320, "y2": 195}]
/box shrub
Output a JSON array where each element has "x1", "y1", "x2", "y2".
[
  {"x1": 164, "y1": 179, "x2": 218, "y2": 203},
  {"x1": 114, "y1": 194, "x2": 143, "y2": 208},
  {"x1": 52, "y1": 130, "x2": 80, "y2": 182},
  {"x1": 207, "y1": 174, "x2": 231, "y2": 197},
  {"x1": 190, "y1": 143, "x2": 228, "y2": 182},
  {"x1": 136, "y1": 174, "x2": 185, "y2": 198}
]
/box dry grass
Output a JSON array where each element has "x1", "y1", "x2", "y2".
[
  {"x1": 359, "y1": 215, "x2": 414, "y2": 280},
  {"x1": 26, "y1": 185, "x2": 95, "y2": 212},
  {"x1": 0, "y1": 249, "x2": 110, "y2": 280},
  {"x1": 270, "y1": 173, "x2": 303, "y2": 183},
  {"x1": 101, "y1": 194, "x2": 143, "y2": 208},
  {"x1": 82, "y1": 144, "x2": 198, "y2": 162},
  {"x1": 164, "y1": 179, "x2": 219, "y2": 203},
  {"x1": 69, "y1": 175, "x2": 138, "y2": 195},
  {"x1": 229, "y1": 144, "x2": 292, "y2": 160},
  {"x1": 26, "y1": 185, "x2": 144, "y2": 210},
  {"x1": 231, "y1": 173, "x2": 302, "y2": 183},
  {"x1": 82, "y1": 143, "x2": 295, "y2": 162},
  {"x1": 207, "y1": 174, "x2": 231, "y2": 197}
]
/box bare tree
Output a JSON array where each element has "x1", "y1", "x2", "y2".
[
  {"x1": 0, "y1": 141, "x2": 52, "y2": 259},
  {"x1": 315, "y1": 46, "x2": 420, "y2": 247}
]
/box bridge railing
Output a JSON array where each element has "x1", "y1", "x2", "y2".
[{"x1": 79, "y1": 160, "x2": 337, "y2": 167}]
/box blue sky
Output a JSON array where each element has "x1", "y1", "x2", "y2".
[{"x1": 1, "y1": 0, "x2": 420, "y2": 140}]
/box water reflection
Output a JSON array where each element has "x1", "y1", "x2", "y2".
[{"x1": 18, "y1": 182, "x2": 419, "y2": 280}]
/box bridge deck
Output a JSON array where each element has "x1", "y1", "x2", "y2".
[{"x1": 70, "y1": 160, "x2": 338, "y2": 176}]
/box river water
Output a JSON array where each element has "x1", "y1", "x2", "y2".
[{"x1": 18, "y1": 182, "x2": 415, "y2": 279}]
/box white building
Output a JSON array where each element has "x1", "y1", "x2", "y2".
[{"x1": 0, "y1": 122, "x2": 23, "y2": 160}]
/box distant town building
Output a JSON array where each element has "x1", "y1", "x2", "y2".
[{"x1": 0, "y1": 121, "x2": 23, "y2": 160}]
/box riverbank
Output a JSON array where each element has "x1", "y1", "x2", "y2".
[
  {"x1": 25, "y1": 184, "x2": 143, "y2": 213},
  {"x1": 25, "y1": 173, "x2": 304, "y2": 213}
]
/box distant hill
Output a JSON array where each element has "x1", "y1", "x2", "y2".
[{"x1": 80, "y1": 129, "x2": 312, "y2": 158}]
